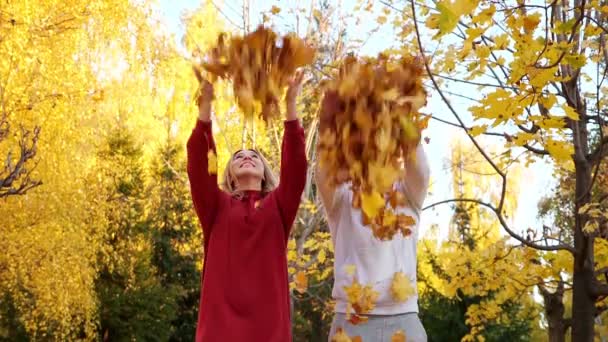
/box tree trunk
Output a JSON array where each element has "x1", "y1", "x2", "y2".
[
  {"x1": 571, "y1": 262, "x2": 595, "y2": 341},
  {"x1": 570, "y1": 97, "x2": 595, "y2": 341},
  {"x1": 540, "y1": 282, "x2": 567, "y2": 342}
]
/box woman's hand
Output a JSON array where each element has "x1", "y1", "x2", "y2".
[
  {"x1": 193, "y1": 66, "x2": 214, "y2": 122},
  {"x1": 285, "y1": 70, "x2": 305, "y2": 121}
]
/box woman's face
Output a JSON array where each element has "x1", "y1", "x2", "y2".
[{"x1": 230, "y1": 149, "x2": 265, "y2": 181}]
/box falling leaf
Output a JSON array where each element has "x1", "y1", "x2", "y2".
[
  {"x1": 361, "y1": 191, "x2": 385, "y2": 219},
  {"x1": 294, "y1": 271, "x2": 308, "y2": 293},
  {"x1": 377, "y1": 16, "x2": 388, "y2": 24},
  {"x1": 392, "y1": 330, "x2": 407, "y2": 342},
  {"x1": 270, "y1": 5, "x2": 281, "y2": 14},
  {"x1": 313, "y1": 9, "x2": 322, "y2": 22},
  {"x1": 207, "y1": 150, "x2": 217, "y2": 175},
  {"x1": 391, "y1": 272, "x2": 416, "y2": 302}
]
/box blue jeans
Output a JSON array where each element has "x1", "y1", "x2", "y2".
[{"x1": 329, "y1": 312, "x2": 427, "y2": 342}]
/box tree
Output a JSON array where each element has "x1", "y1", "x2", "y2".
[
  {"x1": 147, "y1": 137, "x2": 202, "y2": 341},
  {"x1": 95, "y1": 128, "x2": 179, "y2": 341},
  {"x1": 382, "y1": 0, "x2": 608, "y2": 339},
  {"x1": 0, "y1": 0, "x2": 143, "y2": 339},
  {"x1": 417, "y1": 140, "x2": 544, "y2": 341}
]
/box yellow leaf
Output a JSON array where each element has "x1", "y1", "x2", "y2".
[
  {"x1": 343, "y1": 279, "x2": 380, "y2": 315},
  {"x1": 545, "y1": 139, "x2": 574, "y2": 170},
  {"x1": 270, "y1": 5, "x2": 281, "y2": 15},
  {"x1": 318, "y1": 248, "x2": 327, "y2": 263},
  {"x1": 391, "y1": 272, "x2": 416, "y2": 302},
  {"x1": 523, "y1": 14, "x2": 541, "y2": 33},
  {"x1": 562, "y1": 104, "x2": 579, "y2": 120},
  {"x1": 207, "y1": 150, "x2": 217, "y2": 175},
  {"x1": 313, "y1": 9, "x2": 322, "y2": 22},
  {"x1": 344, "y1": 264, "x2": 357, "y2": 276},
  {"x1": 294, "y1": 271, "x2": 308, "y2": 293},
  {"x1": 392, "y1": 330, "x2": 407, "y2": 342},
  {"x1": 377, "y1": 16, "x2": 388, "y2": 24},
  {"x1": 583, "y1": 220, "x2": 599, "y2": 234},
  {"x1": 468, "y1": 125, "x2": 487, "y2": 137},
  {"x1": 361, "y1": 191, "x2": 386, "y2": 219},
  {"x1": 331, "y1": 328, "x2": 362, "y2": 342}
]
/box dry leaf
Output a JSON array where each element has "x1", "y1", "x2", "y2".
[
  {"x1": 343, "y1": 279, "x2": 380, "y2": 319},
  {"x1": 197, "y1": 26, "x2": 315, "y2": 121},
  {"x1": 392, "y1": 330, "x2": 407, "y2": 342},
  {"x1": 270, "y1": 5, "x2": 281, "y2": 14},
  {"x1": 331, "y1": 328, "x2": 362, "y2": 342},
  {"x1": 294, "y1": 271, "x2": 308, "y2": 293}
]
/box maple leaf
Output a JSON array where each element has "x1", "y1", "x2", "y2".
[
  {"x1": 207, "y1": 150, "x2": 217, "y2": 175},
  {"x1": 391, "y1": 272, "x2": 416, "y2": 302}
]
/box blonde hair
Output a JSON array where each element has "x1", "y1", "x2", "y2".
[{"x1": 221, "y1": 149, "x2": 278, "y2": 197}]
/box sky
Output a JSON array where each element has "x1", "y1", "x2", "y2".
[{"x1": 155, "y1": 0, "x2": 556, "y2": 240}]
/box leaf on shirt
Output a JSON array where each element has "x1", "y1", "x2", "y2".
[
  {"x1": 207, "y1": 150, "x2": 218, "y2": 175},
  {"x1": 344, "y1": 264, "x2": 357, "y2": 276},
  {"x1": 343, "y1": 279, "x2": 379, "y2": 321},
  {"x1": 331, "y1": 328, "x2": 362, "y2": 342},
  {"x1": 391, "y1": 272, "x2": 416, "y2": 302},
  {"x1": 392, "y1": 330, "x2": 407, "y2": 342}
]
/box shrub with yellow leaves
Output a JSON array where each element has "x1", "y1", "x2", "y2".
[
  {"x1": 318, "y1": 54, "x2": 428, "y2": 240},
  {"x1": 195, "y1": 25, "x2": 315, "y2": 121}
]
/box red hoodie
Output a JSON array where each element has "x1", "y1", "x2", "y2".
[{"x1": 187, "y1": 119, "x2": 307, "y2": 342}]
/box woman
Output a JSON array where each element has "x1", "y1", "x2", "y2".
[
  {"x1": 187, "y1": 72, "x2": 307, "y2": 341},
  {"x1": 315, "y1": 91, "x2": 430, "y2": 342}
]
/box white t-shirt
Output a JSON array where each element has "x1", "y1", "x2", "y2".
[{"x1": 320, "y1": 145, "x2": 430, "y2": 315}]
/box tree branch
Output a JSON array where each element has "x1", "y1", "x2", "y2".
[
  {"x1": 587, "y1": 136, "x2": 608, "y2": 166},
  {"x1": 0, "y1": 120, "x2": 42, "y2": 198},
  {"x1": 422, "y1": 198, "x2": 576, "y2": 253}
]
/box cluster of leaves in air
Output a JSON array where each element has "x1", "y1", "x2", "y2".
[
  {"x1": 318, "y1": 54, "x2": 429, "y2": 240},
  {"x1": 195, "y1": 25, "x2": 315, "y2": 121}
]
